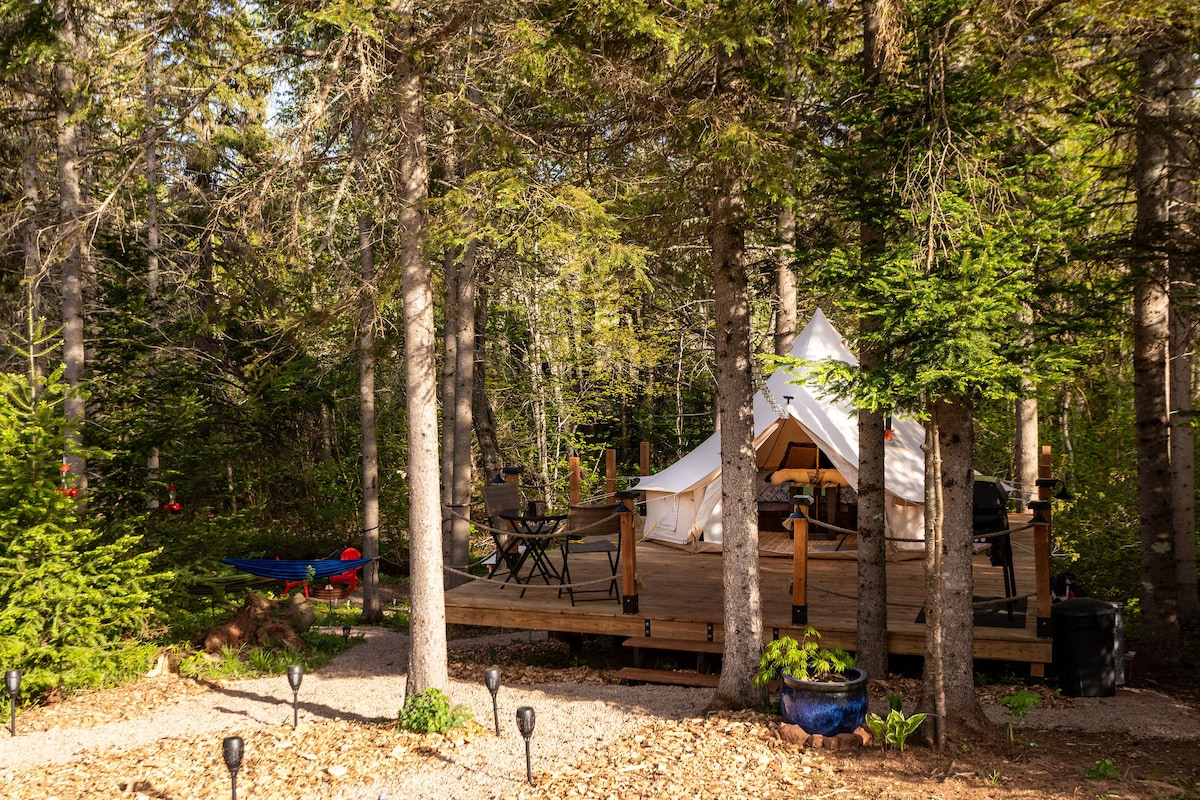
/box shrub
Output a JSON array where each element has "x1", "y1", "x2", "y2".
[
  {"x1": 0, "y1": 370, "x2": 171, "y2": 699},
  {"x1": 398, "y1": 689, "x2": 474, "y2": 733}
]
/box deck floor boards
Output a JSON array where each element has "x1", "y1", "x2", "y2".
[{"x1": 445, "y1": 518, "x2": 1051, "y2": 669}]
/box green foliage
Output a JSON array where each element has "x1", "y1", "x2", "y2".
[
  {"x1": 398, "y1": 689, "x2": 474, "y2": 734},
  {"x1": 999, "y1": 688, "x2": 1042, "y2": 754},
  {"x1": 865, "y1": 708, "x2": 928, "y2": 752},
  {"x1": 176, "y1": 630, "x2": 358, "y2": 681},
  {"x1": 1084, "y1": 759, "x2": 1121, "y2": 781},
  {"x1": 753, "y1": 627, "x2": 856, "y2": 687},
  {"x1": 0, "y1": 370, "x2": 171, "y2": 700}
]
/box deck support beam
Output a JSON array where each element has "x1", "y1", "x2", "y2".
[{"x1": 619, "y1": 491, "x2": 639, "y2": 614}]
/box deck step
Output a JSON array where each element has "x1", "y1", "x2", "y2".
[
  {"x1": 621, "y1": 637, "x2": 724, "y2": 654},
  {"x1": 613, "y1": 667, "x2": 721, "y2": 688}
]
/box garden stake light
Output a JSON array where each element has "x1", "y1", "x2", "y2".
[
  {"x1": 222, "y1": 736, "x2": 243, "y2": 800},
  {"x1": 484, "y1": 667, "x2": 501, "y2": 736},
  {"x1": 5, "y1": 669, "x2": 19, "y2": 737},
  {"x1": 516, "y1": 706, "x2": 535, "y2": 784},
  {"x1": 342, "y1": 624, "x2": 352, "y2": 642},
  {"x1": 287, "y1": 665, "x2": 303, "y2": 727}
]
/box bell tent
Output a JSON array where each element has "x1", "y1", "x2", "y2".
[{"x1": 634, "y1": 309, "x2": 926, "y2": 550}]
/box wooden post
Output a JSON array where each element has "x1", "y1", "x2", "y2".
[
  {"x1": 792, "y1": 508, "x2": 809, "y2": 626},
  {"x1": 639, "y1": 441, "x2": 650, "y2": 477},
  {"x1": 618, "y1": 491, "x2": 638, "y2": 614},
  {"x1": 502, "y1": 465, "x2": 522, "y2": 489},
  {"x1": 569, "y1": 457, "x2": 581, "y2": 505},
  {"x1": 606, "y1": 448, "x2": 617, "y2": 501},
  {"x1": 1032, "y1": 446, "x2": 1054, "y2": 640}
]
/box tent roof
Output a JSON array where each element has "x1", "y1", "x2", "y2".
[{"x1": 634, "y1": 308, "x2": 925, "y2": 505}]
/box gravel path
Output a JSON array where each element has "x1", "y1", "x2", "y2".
[
  {"x1": 3, "y1": 626, "x2": 1197, "y2": 800},
  {"x1": 0, "y1": 628, "x2": 711, "y2": 799}
]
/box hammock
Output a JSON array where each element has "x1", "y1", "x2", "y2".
[{"x1": 221, "y1": 557, "x2": 374, "y2": 581}]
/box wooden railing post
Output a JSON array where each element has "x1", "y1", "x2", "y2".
[
  {"x1": 606, "y1": 449, "x2": 617, "y2": 501},
  {"x1": 791, "y1": 496, "x2": 812, "y2": 626},
  {"x1": 569, "y1": 457, "x2": 581, "y2": 505},
  {"x1": 618, "y1": 490, "x2": 639, "y2": 614},
  {"x1": 502, "y1": 465, "x2": 522, "y2": 489},
  {"x1": 1031, "y1": 445, "x2": 1054, "y2": 639},
  {"x1": 639, "y1": 441, "x2": 650, "y2": 478}
]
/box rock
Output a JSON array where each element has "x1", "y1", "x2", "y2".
[
  {"x1": 853, "y1": 726, "x2": 873, "y2": 747},
  {"x1": 822, "y1": 735, "x2": 839, "y2": 750},
  {"x1": 327, "y1": 765, "x2": 348, "y2": 778},
  {"x1": 779, "y1": 723, "x2": 810, "y2": 747},
  {"x1": 810, "y1": 734, "x2": 824, "y2": 749},
  {"x1": 836, "y1": 733, "x2": 861, "y2": 749}
]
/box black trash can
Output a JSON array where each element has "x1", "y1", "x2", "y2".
[{"x1": 1052, "y1": 598, "x2": 1117, "y2": 697}]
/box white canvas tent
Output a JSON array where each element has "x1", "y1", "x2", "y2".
[{"x1": 634, "y1": 309, "x2": 926, "y2": 550}]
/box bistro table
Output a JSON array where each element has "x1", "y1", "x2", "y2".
[{"x1": 497, "y1": 511, "x2": 568, "y2": 593}]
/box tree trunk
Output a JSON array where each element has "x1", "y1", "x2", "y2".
[
  {"x1": 1132, "y1": 30, "x2": 1182, "y2": 665},
  {"x1": 145, "y1": 63, "x2": 161, "y2": 507},
  {"x1": 21, "y1": 85, "x2": 44, "y2": 388},
  {"x1": 711, "y1": 170, "x2": 767, "y2": 709},
  {"x1": 473, "y1": 268, "x2": 503, "y2": 481},
  {"x1": 393, "y1": 3, "x2": 447, "y2": 695},
  {"x1": 441, "y1": 236, "x2": 458, "y2": 567},
  {"x1": 439, "y1": 129, "x2": 477, "y2": 585},
  {"x1": 853, "y1": 0, "x2": 897, "y2": 681},
  {"x1": 1014, "y1": 306, "x2": 1039, "y2": 512},
  {"x1": 449, "y1": 234, "x2": 477, "y2": 579},
  {"x1": 920, "y1": 395, "x2": 990, "y2": 747},
  {"x1": 774, "y1": 207, "x2": 798, "y2": 357},
  {"x1": 1168, "y1": 45, "x2": 1198, "y2": 627},
  {"x1": 54, "y1": 0, "x2": 88, "y2": 489},
  {"x1": 357, "y1": 195, "x2": 382, "y2": 624}
]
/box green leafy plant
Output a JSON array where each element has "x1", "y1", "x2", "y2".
[
  {"x1": 753, "y1": 627, "x2": 856, "y2": 687},
  {"x1": 864, "y1": 708, "x2": 928, "y2": 752},
  {"x1": 1084, "y1": 759, "x2": 1121, "y2": 781},
  {"x1": 398, "y1": 689, "x2": 474, "y2": 733},
  {"x1": 999, "y1": 688, "x2": 1041, "y2": 755}
]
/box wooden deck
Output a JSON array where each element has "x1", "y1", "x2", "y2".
[{"x1": 445, "y1": 519, "x2": 1053, "y2": 673}]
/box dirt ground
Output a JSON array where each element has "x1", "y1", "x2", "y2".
[{"x1": 7, "y1": 633, "x2": 1200, "y2": 799}]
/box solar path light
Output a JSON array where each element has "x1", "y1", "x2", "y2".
[
  {"x1": 5, "y1": 669, "x2": 19, "y2": 737},
  {"x1": 342, "y1": 623, "x2": 352, "y2": 642},
  {"x1": 516, "y1": 706, "x2": 536, "y2": 784},
  {"x1": 222, "y1": 736, "x2": 244, "y2": 799},
  {"x1": 484, "y1": 667, "x2": 501, "y2": 736},
  {"x1": 287, "y1": 665, "x2": 303, "y2": 727}
]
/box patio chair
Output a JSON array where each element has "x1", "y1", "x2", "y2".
[
  {"x1": 482, "y1": 482, "x2": 524, "y2": 580},
  {"x1": 328, "y1": 546, "x2": 364, "y2": 592},
  {"x1": 559, "y1": 502, "x2": 622, "y2": 605}
]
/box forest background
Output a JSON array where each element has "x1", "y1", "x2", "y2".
[{"x1": 1, "y1": 0, "x2": 1197, "y2": 707}]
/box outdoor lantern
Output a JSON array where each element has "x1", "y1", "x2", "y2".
[
  {"x1": 222, "y1": 736, "x2": 244, "y2": 800},
  {"x1": 5, "y1": 669, "x2": 20, "y2": 737},
  {"x1": 342, "y1": 624, "x2": 352, "y2": 642},
  {"x1": 515, "y1": 706, "x2": 536, "y2": 784},
  {"x1": 287, "y1": 665, "x2": 303, "y2": 727},
  {"x1": 484, "y1": 667, "x2": 501, "y2": 736}
]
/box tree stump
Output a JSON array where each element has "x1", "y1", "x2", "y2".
[{"x1": 203, "y1": 592, "x2": 316, "y2": 654}]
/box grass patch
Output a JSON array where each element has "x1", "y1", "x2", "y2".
[{"x1": 177, "y1": 629, "x2": 361, "y2": 682}]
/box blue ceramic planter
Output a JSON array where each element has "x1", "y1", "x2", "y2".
[{"x1": 779, "y1": 667, "x2": 868, "y2": 737}]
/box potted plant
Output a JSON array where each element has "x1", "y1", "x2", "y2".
[{"x1": 754, "y1": 626, "x2": 868, "y2": 737}]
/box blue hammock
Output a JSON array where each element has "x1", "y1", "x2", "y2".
[{"x1": 222, "y1": 557, "x2": 374, "y2": 581}]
